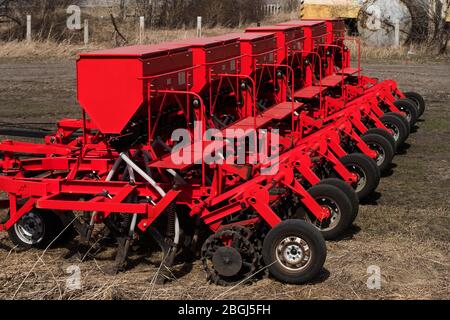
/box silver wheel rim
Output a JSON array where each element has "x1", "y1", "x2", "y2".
[
  {"x1": 349, "y1": 164, "x2": 367, "y2": 193},
  {"x1": 368, "y1": 143, "x2": 386, "y2": 167},
  {"x1": 276, "y1": 236, "x2": 311, "y2": 271},
  {"x1": 14, "y1": 212, "x2": 45, "y2": 245},
  {"x1": 400, "y1": 107, "x2": 412, "y2": 123},
  {"x1": 305, "y1": 197, "x2": 342, "y2": 232},
  {"x1": 384, "y1": 122, "x2": 400, "y2": 142}
]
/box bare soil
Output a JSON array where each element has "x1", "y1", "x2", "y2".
[{"x1": 0, "y1": 59, "x2": 449, "y2": 300}]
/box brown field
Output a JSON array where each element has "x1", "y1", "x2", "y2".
[{"x1": 0, "y1": 57, "x2": 449, "y2": 300}]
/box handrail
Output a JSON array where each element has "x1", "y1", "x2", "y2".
[
  {"x1": 210, "y1": 73, "x2": 257, "y2": 130},
  {"x1": 317, "y1": 43, "x2": 347, "y2": 110},
  {"x1": 149, "y1": 88, "x2": 207, "y2": 187},
  {"x1": 291, "y1": 50, "x2": 323, "y2": 114},
  {"x1": 256, "y1": 63, "x2": 296, "y2": 132},
  {"x1": 335, "y1": 36, "x2": 362, "y2": 84},
  {"x1": 137, "y1": 41, "x2": 303, "y2": 137},
  {"x1": 140, "y1": 47, "x2": 281, "y2": 134}
]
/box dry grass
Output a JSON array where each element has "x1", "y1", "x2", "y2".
[
  {"x1": 0, "y1": 27, "x2": 244, "y2": 59},
  {"x1": 347, "y1": 42, "x2": 450, "y2": 63},
  {"x1": 1, "y1": 34, "x2": 448, "y2": 62},
  {"x1": 0, "y1": 206, "x2": 448, "y2": 300},
  {"x1": 0, "y1": 40, "x2": 102, "y2": 59},
  {"x1": 262, "y1": 11, "x2": 300, "y2": 25},
  {"x1": 0, "y1": 7, "x2": 448, "y2": 61}
]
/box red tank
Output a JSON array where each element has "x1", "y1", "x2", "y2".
[{"x1": 77, "y1": 43, "x2": 193, "y2": 134}]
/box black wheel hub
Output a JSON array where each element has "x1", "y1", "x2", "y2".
[
  {"x1": 201, "y1": 227, "x2": 259, "y2": 286},
  {"x1": 212, "y1": 246, "x2": 243, "y2": 277}
]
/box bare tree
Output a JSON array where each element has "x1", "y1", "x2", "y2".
[
  {"x1": 132, "y1": 0, "x2": 264, "y2": 29},
  {"x1": 427, "y1": 0, "x2": 449, "y2": 53},
  {"x1": 408, "y1": 0, "x2": 449, "y2": 53},
  {"x1": 0, "y1": 0, "x2": 22, "y2": 25},
  {"x1": 0, "y1": 0, "x2": 83, "y2": 40},
  {"x1": 282, "y1": 0, "x2": 300, "y2": 13},
  {"x1": 110, "y1": 12, "x2": 128, "y2": 45},
  {"x1": 119, "y1": 0, "x2": 127, "y2": 20}
]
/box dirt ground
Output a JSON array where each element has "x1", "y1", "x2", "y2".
[{"x1": 0, "y1": 58, "x2": 449, "y2": 300}]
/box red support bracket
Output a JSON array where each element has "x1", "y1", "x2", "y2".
[{"x1": 138, "y1": 189, "x2": 181, "y2": 232}]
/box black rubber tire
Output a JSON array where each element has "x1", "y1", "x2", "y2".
[
  {"x1": 303, "y1": 184, "x2": 354, "y2": 240},
  {"x1": 390, "y1": 112, "x2": 411, "y2": 140},
  {"x1": 365, "y1": 128, "x2": 397, "y2": 152},
  {"x1": 366, "y1": 152, "x2": 381, "y2": 181},
  {"x1": 380, "y1": 112, "x2": 410, "y2": 147},
  {"x1": 8, "y1": 210, "x2": 62, "y2": 249},
  {"x1": 317, "y1": 178, "x2": 359, "y2": 222},
  {"x1": 392, "y1": 112, "x2": 411, "y2": 139},
  {"x1": 394, "y1": 99, "x2": 418, "y2": 127},
  {"x1": 262, "y1": 220, "x2": 326, "y2": 284},
  {"x1": 404, "y1": 91, "x2": 425, "y2": 117},
  {"x1": 361, "y1": 133, "x2": 395, "y2": 173},
  {"x1": 339, "y1": 153, "x2": 381, "y2": 201}
]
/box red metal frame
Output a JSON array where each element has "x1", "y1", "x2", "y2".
[{"x1": 0, "y1": 19, "x2": 415, "y2": 262}]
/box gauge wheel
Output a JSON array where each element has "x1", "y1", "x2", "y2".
[{"x1": 262, "y1": 220, "x2": 326, "y2": 284}]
